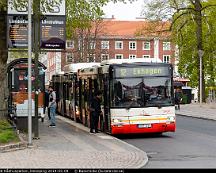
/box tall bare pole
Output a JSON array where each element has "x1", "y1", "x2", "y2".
[
  {"x1": 199, "y1": 49, "x2": 204, "y2": 105},
  {"x1": 28, "y1": 0, "x2": 32, "y2": 145},
  {"x1": 33, "y1": 0, "x2": 40, "y2": 139}
]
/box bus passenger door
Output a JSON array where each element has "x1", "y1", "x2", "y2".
[{"x1": 103, "y1": 76, "x2": 110, "y2": 133}]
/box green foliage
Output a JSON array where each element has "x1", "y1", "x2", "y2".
[
  {"x1": 0, "y1": 120, "x2": 19, "y2": 144},
  {"x1": 173, "y1": 1, "x2": 216, "y2": 88},
  {"x1": 143, "y1": 0, "x2": 216, "y2": 91}
]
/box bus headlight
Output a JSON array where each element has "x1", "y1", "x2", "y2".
[
  {"x1": 113, "y1": 119, "x2": 122, "y2": 123},
  {"x1": 113, "y1": 119, "x2": 119, "y2": 123}
]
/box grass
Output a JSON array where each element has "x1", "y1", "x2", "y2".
[{"x1": 0, "y1": 119, "x2": 19, "y2": 144}]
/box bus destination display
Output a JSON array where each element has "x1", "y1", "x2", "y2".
[{"x1": 115, "y1": 66, "x2": 170, "y2": 78}]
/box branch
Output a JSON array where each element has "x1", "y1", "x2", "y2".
[
  {"x1": 201, "y1": 4, "x2": 216, "y2": 11},
  {"x1": 170, "y1": 11, "x2": 192, "y2": 30},
  {"x1": 175, "y1": 18, "x2": 194, "y2": 47}
]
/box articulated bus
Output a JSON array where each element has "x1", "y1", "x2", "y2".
[
  {"x1": 77, "y1": 59, "x2": 176, "y2": 134},
  {"x1": 51, "y1": 63, "x2": 100, "y2": 120}
]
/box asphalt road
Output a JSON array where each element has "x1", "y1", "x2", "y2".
[{"x1": 120, "y1": 115, "x2": 216, "y2": 168}]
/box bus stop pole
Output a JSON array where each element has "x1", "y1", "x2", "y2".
[
  {"x1": 33, "y1": 0, "x2": 40, "y2": 139},
  {"x1": 28, "y1": 0, "x2": 32, "y2": 146}
]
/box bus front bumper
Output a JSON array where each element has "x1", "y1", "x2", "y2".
[{"x1": 111, "y1": 122, "x2": 176, "y2": 134}]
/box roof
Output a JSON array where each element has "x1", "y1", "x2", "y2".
[
  {"x1": 174, "y1": 81, "x2": 183, "y2": 87},
  {"x1": 7, "y1": 58, "x2": 47, "y2": 72},
  {"x1": 63, "y1": 63, "x2": 100, "y2": 73},
  {"x1": 92, "y1": 20, "x2": 171, "y2": 39},
  {"x1": 100, "y1": 58, "x2": 162, "y2": 66}
]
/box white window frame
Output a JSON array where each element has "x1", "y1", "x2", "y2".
[
  {"x1": 66, "y1": 52, "x2": 74, "y2": 63},
  {"x1": 163, "y1": 41, "x2": 171, "y2": 50},
  {"x1": 115, "y1": 41, "x2": 123, "y2": 49},
  {"x1": 101, "y1": 41, "x2": 109, "y2": 49},
  {"x1": 129, "y1": 41, "x2": 136, "y2": 50},
  {"x1": 87, "y1": 54, "x2": 95, "y2": 62},
  {"x1": 143, "y1": 41, "x2": 150, "y2": 50},
  {"x1": 101, "y1": 54, "x2": 109, "y2": 61},
  {"x1": 78, "y1": 39, "x2": 81, "y2": 50},
  {"x1": 89, "y1": 41, "x2": 96, "y2": 49},
  {"x1": 115, "y1": 54, "x2": 123, "y2": 59},
  {"x1": 163, "y1": 55, "x2": 170, "y2": 63},
  {"x1": 142, "y1": 55, "x2": 150, "y2": 58},
  {"x1": 129, "y1": 54, "x2": 136, "y2": 59},
  {"x1": 66, "y1": 40, "x2": 74, "y2": 48}
]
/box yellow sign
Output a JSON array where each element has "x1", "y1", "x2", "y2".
[{"x1": 133, "y1": 68, "x2": 162, "y2": 76}]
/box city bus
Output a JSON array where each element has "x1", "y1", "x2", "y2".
[
  {"x1": 77, "y1": 59, "x2": 176, "y2": 134},
  {"x1": 51, "y1": 63, "x2": 100, "y2": 120}
]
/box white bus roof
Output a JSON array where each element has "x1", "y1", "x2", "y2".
[
  {"x1": 63, "y1": 62, "x2": 100, "y2": 73},
  {"x1": 101, "y1": 58, "x2": 162, "y2": 66},
  {"x1": 55, "y1": 71, "x2": 64, "y2": 75}
]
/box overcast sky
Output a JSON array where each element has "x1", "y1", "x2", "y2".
[{"x1": 102, "y1": 0, "x2": 145, "y2": 20}]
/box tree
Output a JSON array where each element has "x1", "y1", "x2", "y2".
[
  {"x1": 142, "y1": 0, "x2": 216, "y2": 102},
  {"x1": 0, "y1": 0, "x2": 8, "y2": 116}
]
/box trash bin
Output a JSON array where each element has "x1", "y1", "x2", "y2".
[{"x1": 182, "y1": 86, "x2": 192, "y2": 104}]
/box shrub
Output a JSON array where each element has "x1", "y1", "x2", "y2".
[{"x1": 0, "y1": 120, "x2": 19, "y2": 144}]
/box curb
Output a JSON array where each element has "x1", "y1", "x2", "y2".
[
  {"x1": 57, "y1": 116, "x2": 149, "y2": 168},
  {"x1": 0, "y1": 130, "x2": 28, "y2": 153},
  {"x1": 176, "y1": 113, "x2": 216, "y2": 121}
]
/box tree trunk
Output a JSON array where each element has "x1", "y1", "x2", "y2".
[
  {"x1": 194, "y1": 0, "x2": 206, "y2": 102},
  {"x1": 0, "y1": 10, "x2": 8, "y2": 118}
]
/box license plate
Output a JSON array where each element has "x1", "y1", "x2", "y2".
[{"x1": 137, "y1": 124, "x2": 151, "y2": 128}]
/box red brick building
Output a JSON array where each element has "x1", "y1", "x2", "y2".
[{"x1": 47, "y1": 19, "x2": 176, "y2": 75}]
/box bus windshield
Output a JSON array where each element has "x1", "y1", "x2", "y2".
[{"x1": 111, "y1": 77, "x2": 173, "y2": 108}]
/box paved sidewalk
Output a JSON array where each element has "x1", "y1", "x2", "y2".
[
  {"x1": 176, "y1": 103, "x2": 216, "y2": 121},
  {"x1": 0, "y1": 115, "x2": 148, "y2": 169}
]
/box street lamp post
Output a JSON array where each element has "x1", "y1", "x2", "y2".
[
  {"x1": 198, "y1": 49, "x2": 204, "y2": 105},
  {"x1": 28, "y1": 0, "x2": 32, "y2": 146}
]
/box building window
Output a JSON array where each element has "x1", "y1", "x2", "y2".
[
  {"x1": 143, "y1": 41, "x2": 150, "y2": 50},
  {"x1": 129, "y1": 41, "x2": 136, "y2": 50},
  {"x1": 129, "y1": 54, "x2": 136, "y2": 59},
  {"x1": 143, "y1": 55, "x2": 150, "y2": 58},
  {"x1": 66, "y1": 53, "x2": 74, "y2": 63},
  {"x1": 163, "y1": 41, "x2": 171, "y2": 50},
  {"x1": 88, "y1": 41, "x2": 96, "y2": 49},
  {"x1": 66, "y1": 40, "x2": 74, "y2": 48},
  {"x1": 87, "y1": 54, "x2": 95, "y2": 62},
  {"x1": 101, "y1": 54, "x2": 109, "y2": 61},
  {"x1": 78, "y1": 39, "x2": 81, "y2": 50},
  {"x1": 101, "y1": 41, "x2": 109, "y2": 49},
  {"x1": 115, "y1": 41, "x2": 123, "y2": 49},
  {"x1": 163, "y1": 55, "x2": 170, "y2": 63},
  {"x1": 115, "y1": 54, "x2": 123, "y2": 59}
]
